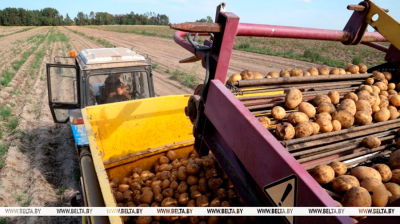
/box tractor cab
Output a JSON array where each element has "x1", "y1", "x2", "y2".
[{"x1": 46, "y1": 47, "x2": 155, "y2": 123}]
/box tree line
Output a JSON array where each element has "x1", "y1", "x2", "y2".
[{"x1": 0, "y1": 7, "x2": 170, "y2": 26}]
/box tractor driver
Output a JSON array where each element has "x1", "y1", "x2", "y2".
[{"x1": 104, "y1": 73, "x2": 131, "y2": 103}]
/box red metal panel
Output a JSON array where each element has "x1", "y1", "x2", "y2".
[
  {"x1": 204, "y1": 80, "x2": 352, "y2": 223},
  {"x1": 236, "y1": 23, "x2": 387, "y2": 42}
]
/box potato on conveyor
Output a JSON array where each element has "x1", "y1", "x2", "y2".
[
  {"x1": 280, "y1": 71, "x2": 290, "y2": 77},
  {"x1": 252, "y1": 72, "x2": 264, "y2": 79},
  {"x1": 317, "y1": 102, "x2": 336, "y2": 114},
  {"x1": 371, "y1": 164, "x2": 392, "y2": 182},
  {"x1": 339, "y1": 68, "x2": 346, "y2": 75},
  {"x1": 332, "y1": 110, "x2": 354, "y2": 129},
  {"x1": 360, "y1": 178, "x2": 388, "y2": 207},
  {"x1": 240, "y1": 70, "x2": 253, "y2": 80},
  {"x1": 355, "y1": 100, "x2": 372, "y2": 115},
  {"x1": 344, "y1": 63, "x2": 353, "y2": 71},
  {"x1": 388, "y1": 195, "x2": 400, "y2": 204},
  {"x1": 329, "y1": 161, "x2": 347, "y2": 176},
  {"x1": 287, "y1": 112, "x2": 309, "y2": 125},
  {"x1": 384, "y1": 183, "x2": 400, "y2": 196},
  {"x1": 354, "y1": 111, "x2": 372, "y2": 126},
  {"x1": 375, "y1": 82, "x2": 388, "y2": 91},
  {"x1": 358, "y1": 63, "x2": 368, "y2": 73},
  {"x1": 332, "y1": 120, "x2": 342, "y2": 131},
  {"x1": 351, "y1": 166, "x2": 382, "y2": 182},
  {"x1": 388, "y1": 83, "x2": 395, "y2": 90},
  {"x1": 383, "y1": 72, "x2": 392, "y2": 81},
  {"x1": 316, "y1": 112, "x2": 332, "y2": 121},
  {"x1": 330, "y1": 68, "x2": 339, "y2": 75},
  {"x1": 267, "y1": 71, "x2": 279, "y2": 78},
  {"x1": 348, "y1": 65, "x2": 360, "y2": 74},
  {"x1": 360, "y1": 85, "x2": 373, "y2": 93},
  {"x1": 373, "y1": 71, "x2": 385, "y2": 81},
  {"x1": 285, "y1": 88, "x2": 303, "y2": 109},
  {"x1": 295, "y1": 122, "x2": 314, "y2": 138},
  {"x1": 258, "y1": 116, "x2": 271, "y2": 128},
  {"x1": 365, "y1": 78, "x2": 374, "y2": 85},
  {"x1": 338, "y1": 99, "x2": 356, "y2": 115},
  {"x1": 343, "y1": 92, "x2": 358, "y2": 102},
  {"x1": 374, "y1": 108, "x2": 390, "y2": 122},
  {"x1": 372, "y1": 85, "x2": 381, "y2": 94},
  {"x1": 304, "y1": 72, "x2": 311, "y2": 76},
  {"x1": 316, "y1": 118, "x2": 333, "y2": 133},
  {"x1": 307, "y1": 67, "x2": 318, "y2": 76},
  {"x1": 388, "y1": 106, "x2": 399, "y2": 120},
  {"x1": 311, "y1": 165, "x2": 335, "y2": 184},
  {"x1": 271, "y1": 106, "x2": 286, "y2": 120},
  {"x1": 389, "y1": 150, "x2": 400, "y2": 169},
  {"x1": 362, "y1": 137, "x2": 381, "y2": 149},
  {"x1": 298, "y1": 102, "x2": 316, "y2": 118},
  {"x1": 318, "y1": 66, "x2": 330, "y2": 75},
  {"x1": 332, "y1": 175, "x2": 360, "y2": 193},
  {"x1": 275, "y1": 122, "x2": 295, "y2": 140},
  {"x1": 227, "y1": 73, "x2": 242, "y2": 83},
  {"x1": 389, "y1": 95, "x2": 400, "y2": 107},
  {"x1": 310, "y1": 122, "x2": 320, "y2": 135},
  {"x1": 392, "y1": 169, "x2": 400, "y2": 185},
  {"x1": 341, "y1": 187, "x2": 371, "y2": 207},
  {"x1": 313, "y1": 95, "x2": 331, "y2": 106},
  {"x1": 328, "y1": 91, "x2": 340, "y2": 105},
  {"x1": 290, "y1": 68, "x2": 303, "y2": 76}
]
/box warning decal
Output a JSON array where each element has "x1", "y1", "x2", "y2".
[{"x1": 263, "y1": 174, "x2": 297, "y2": 224}]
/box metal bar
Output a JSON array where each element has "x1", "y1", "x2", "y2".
[
  {"x1": 296, "y1": 135, "x2": 395, "y2": 163},
  {"x1": 302, "y1": 144, "x2": 394, "y2": 170},
  {"x1": 281, "y1": 119, "x2": 400, "y2": 147},
  {"x1": 344, "y1": 150, "x2": 392, "y2": 167},
  {"x1": 171, "y1": 22, "x2": 222, "y2": 33},
  {"x1": 237, "y1": 80, "x2": 363, "y2": 91},
  {"x1": 235, "y1": 74, "x2": 371, "y2": 87},
  {"x1": 361, "y1": 42, "x2": 389, "y2": 52},
  {"x1": 347, "y1": 5, "x2": 389, "y2": 13},
  {"x1": 287, "y1": 124, "x2": 399, "y2": 151},
  {"x1": 236, "y1": 23, "x2": 387, "y2": 42},
  {"x1": 173, "y1": 31, "x2": 208, "y2": 62}
]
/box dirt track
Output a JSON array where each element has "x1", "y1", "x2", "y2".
[{"x1": 68, "y1": 26, "x2": 320, "y2": 85}]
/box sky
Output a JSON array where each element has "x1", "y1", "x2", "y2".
[{"x1": 2, "y1": 0, "x2": 400, "y2": 30}]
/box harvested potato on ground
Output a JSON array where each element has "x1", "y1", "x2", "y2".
[
  {"x1": 332, "y1": 175, "x2": 360, "y2": 193},
  {"x1": 227, "y1": 73, "x2": 242, "y2": 83},
  {"x1": 332, "y1": 120, "x2": 342, "y2": 131},
  {"x1": 371, "y1": 164, "x2": 392, "y2": 182},
  {"x1": 295, "y1": 122, "x2": 314, "y2": 138},
  {"x1": 349, "y1": 65, "x2": 360, "y2": 74},
  {"x1": 308, "y1": 67, "x2": 318, "y2": 76},
  {"x1": 374, "y1": 108, "x2": 390, "y2": 122},
  {"x1": 392, "y1": 170, "x2": 400, "y2": 185},
  {"x1": 317, "y1": 102, "x2": 336, "y2": 114},
  {"x1": 271, "y1": 106, "x2": 286, "y2": 120},
  {"x1": 362, "y1": 137, "x2": 381, "y2": 149},
  {"x1": 240, "y1": 70, "x2": 253, "y2": 80},
  {"x1": 339, "y1": 68, "x2": 346, "y2": 75},
  {"x1": 287, "y1": 112, "x2": 309, "y2": 125},
  {"x1": 291, "y1": 68, "x2": 303, "y2": 76},
  {"x1": 311, "y1": 165, "x2": 335, "y2": 184},
  {"x1": 358, "y1": 63, "x2": 367, "y2": 73},
  {"x1": 344, "y1": 92, "x2": 358, "y2": 102},
  {"x1": 366, "y1": 78, "x2": 374, "y2": 85},
  {"x1": 389, "y1": 150, "x2": 400, "y2": 169},
  {"x1": 267, "y1": 72, "x2": 280, "y2": 78},
  {"x1": 329, "y1": 161, "x2": 347, "y2": 176},
  {"x1": 275, "y1": 122, "x2": 295, "y2": 140},
  {"x1": 330, "y1": 68, "x2": 339, "y2": 75},
  {"x1": 313, "y1": 95, "x2": 332, "y2": 106},
  {"x1": 258, "y1": 116, "x2": 271, "y2": 128},
  {"x1": 360, "y1": 178, "x2": 388, "y2": 207},
  {"x1": 341, "y1": 187, "x2": 371, "y2": 207},
  {"x1": 351, "y1": 166, "x2": 382, "y2": 182},
  {"x1": 328, "y1": 91, "x2": 340, "y2": 105},
  {"x1": 316, "y1": 112, "x2": 332, "y2": 121},
  {"x1": 285, "y1": 88, "x2": 303, "y2": 109},
  {"x1": 316, "y1": 118, "x2": 333, "y2": 133},
  {"x1": 354, "y1": 111, "x2": 372, "y2": 125},
  {"x1": 338, "y1": 99, "x2": 356, "y2": 115},
  {"x1": 298, "y1": 102, "x2": 316, "y2": 118},
  {"x1": 310, "y1": 122, "x2": 320, "y2": 135},
  {"x1": 332, "y1": 110, "x2": 354, "y2": 129},
  {"x1": 390, "y1": 95, "x2": 400, "y2": 107},
  {"x1": 355, "y1": 100, "x2": 372, "y2": 115},
  {"x1": 385, "y1": 183, "x2": 400, "y2": 196},
  {"x1": 318, "y1": 66, "x2": 330, "y2": 75}
]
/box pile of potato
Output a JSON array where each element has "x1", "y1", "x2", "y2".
[
  {"x1": 310, "y1": 148, "x2": 400, "y2": 222},
  {"x1": 226, "y1": 63, "x2": 368, "y2": 83},
  {"x1": 110, "y1": 150, "x2": 256, "y2": 224},
  {"x1": 255, "y1": 68, "x2": 399, "y2": 142}
]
